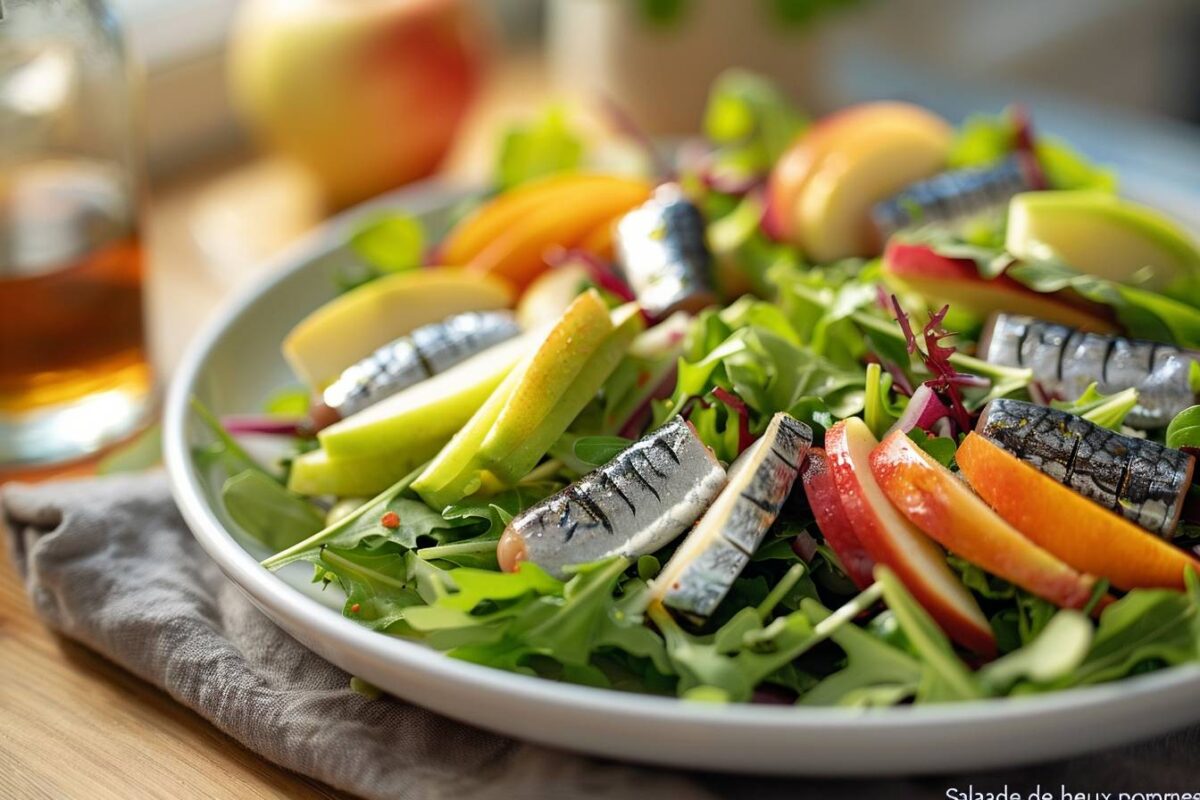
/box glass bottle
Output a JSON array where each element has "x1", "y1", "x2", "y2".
[{"x1": 0, "y1": 0, "x2": 153, "y2": 469}]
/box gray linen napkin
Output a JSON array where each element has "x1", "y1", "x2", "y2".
[{"x1": 4, "y1": 473, "x2": 1198, "y2": 800}]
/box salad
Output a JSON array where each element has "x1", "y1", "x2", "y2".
[{"x1": 198, "y1": 71, "x2": 1200, "y2": 707}]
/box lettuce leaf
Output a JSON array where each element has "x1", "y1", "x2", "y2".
[
  {"x1": 1063, "y1": 575, "x2": 1200, "y2": 686},
  {"x1": 702, "y1": 69, "x2": 806, "y2": 181},
  {"x1": 1006, "y1": 258, "x2": 1200, "y2": 348},
  {"x1": 495, "y1": 106, "x2": 585, "y2": 191},
  {"x1": 1050, "y1": 383, "x2": 1139, "y2": 431},
  {"x1": 948, "y1": 109, "x2": 1117, "y2": 192},
  {"x1": 1167, "y1": 405, "x2": 1200, "y2": 449}
]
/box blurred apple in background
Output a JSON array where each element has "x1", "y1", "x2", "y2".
[{"x1": 229, "y1": 0, "x2": 485, "y2": 208}]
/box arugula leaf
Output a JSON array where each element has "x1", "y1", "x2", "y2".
[
  {"x1": 349, "y1": 214, "x2": 425, "y2": 274},
  {"x1": 909, "y1": 430, "x2": 957, "y2": 469},
  {"x1": 261, "y1": 464, "x2": 428, "y2": 569},
  {"x1": 440, "y1": 483, "x2": 558, "y2": 541},
  {"x1": 651, "y1": 581, "x2": 884, "y2": 701},
  {"x1": 660, "y1": 306, "x2": 865, "y2": 457},
  {"x1": 876, "y1": 566, "x2": 985, "y2": 702},
  {"x1": 222, "y1": 470, "x2": 325, "y2": 551},
  {"x1": 573, "y1": 435, "x2": 633, "y2": 467},
  {"x1": 438, "y1": 562, "x2": 563, "y2": 611},
  {"x1": 1167, "y1": 405, "x2": 1200, "y2": 449},
  {"x1": 317, "y1": 546, "x2": 423, "y2": 631},
  {"x1": 1064, "y1": 581, "x2": 1200, "y2": 686},
  {"x1": 495, "y1": 106, "x2": 584, "y2": 191},
  {"x1": 1051, "y1": 383, "x2": 1139, "y2": 431},
  {"x1": 979, "y1": 610, "x2": 1093, "y2": 693},
  {"x1": 521, "y1": 559, "x2": 669, "y2": 671},
  {"x1": 407, "y1": 558, "x2": 670, "y2": 681},
  {"x1": 799, "y1": 599, "x2": 922, "y2": 706}
]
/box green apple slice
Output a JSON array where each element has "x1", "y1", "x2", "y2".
[
  {"x1": 288, "y1": 445, "x2": 440, "y2": 497},
  {"x1": 318, "y1": 331, "x2": 536, "y2": 459},
  {"x1": 408, "y1": 358, "x2": 524, "y2": 508},
  {"x1": 412, "y1": 290, "x2": 622, "y2": 509},
  {"x1": 484, "y1": 303, "x2": 645, "y2": 483},
  {"x1": 1006, "y1": 191, "x2": 1200, "y2": 292},
  {"x1": 283, "y1": 268, "x2": 515, "y2": 388}
]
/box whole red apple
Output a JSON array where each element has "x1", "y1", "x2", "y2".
[{"x1": 229, "y1": 0, "x2": 484, "y2": 207}]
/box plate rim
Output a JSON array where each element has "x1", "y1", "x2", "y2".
[{"x1": 163, "y1": 177, "x2": 1200, "y2": 752}]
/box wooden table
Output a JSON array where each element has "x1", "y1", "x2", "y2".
[{"x1": 0, "y1": 55, "x2": 550, "y2": 800}]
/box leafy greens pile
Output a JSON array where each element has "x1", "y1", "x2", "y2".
[{"x1": 195, "y1": 71, "x2": 1200, "y2": 708}]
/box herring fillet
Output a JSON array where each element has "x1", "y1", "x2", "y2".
[
  {"x1": 498, "y1": 417, "x2": 726, "y2": 578},
  {"x1": 654, "y1": 413, "x2": 812, "y2": 619},
  {"x1": 614, "y1": 183, "x2": 717, "y2": 319},
  {"x1": 977, "y1": 398, "x2": 1195, "y2": 537},
  {"x1": 872, "y1": 154, "x2": 1039, "y2": 238},
  {"x1": 322, "y1": 311, "x2": 521, "y2": 418},
  {"x1": 980, "y1": 313, "x2": 1198, "y2": 429}
]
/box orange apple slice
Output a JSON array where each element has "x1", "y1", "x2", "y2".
[
  {"x1": 439, "y1": 173, "x2": 645, "y2": 265},
  {"x1": 465, "y1": 177, "x2": 651, "y2": 290},
  {"x1": 870, "y1": 430, "x2": 1096, "y2": 609},
  {"x1": 825, "y1": 418, "x2": 995, "y2": 655},
  {"x1": 957, "y1": 432, "x2": 1200, "y2": 591}
]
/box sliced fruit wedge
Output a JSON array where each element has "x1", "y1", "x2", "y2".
[
  {"x1": 413, "y1": 291, "x2": 641, "y2": 508},
  {"x1": 790, "y1": 105, "x2": 953, "y2": 261},
  {"x1": 1006, "y1": 191, "x2": 1200, "y2": 293},
  {"x1": 516, "y1": 263, "x2": 589, "y2": 329},
  {"x1": 283, "y1": 268, "x2": 515, "y2": 388},
  {"x1": 870, "y1": 430, "x2": 1096, "y2": 609},
  {"x1": 484, "y1": 303, "x2": 645, "y2": 483},
  {"x1": 882, "y1": 242, "x2": 1116, "y2": 331},
  {"x1": 439, "y1": 173, "x2": 648, "y2": 265},
  {"x1": 956, "y1": 432, "x2": 1200, "y2": 591},
  {"x1": 800, "y1": 447, "x2": 876, "y2": 589},
  {"x1": 465, "y1": 177, "x2": 651, "y2": 290},
  {"x1": 651, "y1": 412, "x2": 812, "y2": 619},
  {"x1": 288, "y1": 446, "x2": 438, "y2": 497},
  {"x1": 825, "y1": 418, "x2": 994, "y2": 655}
]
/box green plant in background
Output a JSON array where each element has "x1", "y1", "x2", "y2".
[
  {"x1": 635, "y1": 0, "x2": 869, "y2": 28},
  {"x1": 495, "y1": 106, "x2": 586, "y2": 191}
]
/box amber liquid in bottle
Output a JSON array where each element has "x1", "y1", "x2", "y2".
[{"x1": 0, "y1": 159, "x2": 153, "y2": 464}]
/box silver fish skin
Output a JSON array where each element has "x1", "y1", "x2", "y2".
[
  {"x1": 322, "y1": 311, "x2": 521, "y2": 418},
  {"x1": 872, "y1": 154, "x2": 1039, "y2": 238},
  {"x1": 977, "y1": 398, "x2": 1195, "y2": 537},
  {"x1": 980, "y1": 313, "x2": 1199, "y2": 429},
  {"x1": 657, "y1": 413, "x2": 811, "y2": 619},
  {"x1": 614, "y1": 183, "x2": 717, "y2": 320},
  {"x1": 505, "y1": 417, "x2": 727, "y2": 579}
]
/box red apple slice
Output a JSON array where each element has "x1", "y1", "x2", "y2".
[
  {"x1": 870, "y1": 430, "x2": 1096, "y2": 609},
  {"x1": 882, "y1": 242, "x2": 1117, "y2": 332},
  {"x1": 800, "y1": 448, "x2": 876, "y2": 589},
  {"x1": 825, "y1": 418, "x2": 995, "y2": 655}
]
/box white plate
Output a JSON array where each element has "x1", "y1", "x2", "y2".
[{"x1": 165, "y1": 179, "x2": 1200, "y2": 776}]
